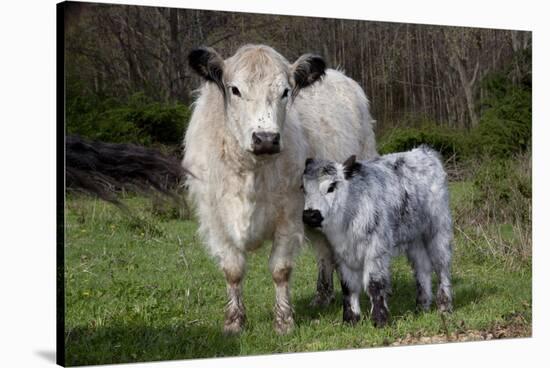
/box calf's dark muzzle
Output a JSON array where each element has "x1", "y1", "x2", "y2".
[{"x1": 303, "y1": 209, "x2": 324, "y2": 228}]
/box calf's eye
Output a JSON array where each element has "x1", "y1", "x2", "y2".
[
  {"x1": 282, "y1": 88, "x2": 289, "y2": 99},
  {"x1": 231, "y1": 86, "x2": 241, "y2": 97},
  {"x1": 327, "y1": 182, "x2": 337, "y2": 193}
]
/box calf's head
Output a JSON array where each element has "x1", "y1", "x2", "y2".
[
  {"x1": 189, "y1": 45, "x2": 326, "y2": 156},
  {"x1": 302, "y1": 155, "x2": 360, "y2": 228}
]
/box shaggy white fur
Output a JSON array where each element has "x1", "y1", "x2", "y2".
[
  {"x1": 302, "y1": 147, "x2": 453, "y2": 327},
  {"x1": 183, "y1": 44, "x2": 376, "y2": 334}
]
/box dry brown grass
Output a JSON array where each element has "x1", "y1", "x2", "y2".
[{"x1": 448, "y1": 151, "x2": 531, "y2": 269}]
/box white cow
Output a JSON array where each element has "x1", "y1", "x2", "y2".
[{"x1": 183, "y1": 44, "x2": 377, "y2": 334}]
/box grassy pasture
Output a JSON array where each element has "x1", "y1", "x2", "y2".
[{"x1": 64, "y1": 182, "x2": 531, "y2": 366}]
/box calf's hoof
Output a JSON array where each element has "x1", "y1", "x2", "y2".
[
  {"x1": 415, "y1": 300, "x2": 431, "y2": 313},
  {"x1": 309, "y1": 292, "x2": 335, "y2": 308},
  {"x1": 436, "y1": 290, "x2": 453, "y2": 313},
  {"x1": 372, "y1": 316, "x2": 388, "y2": 328},
  {"x1": 371, "y1": 307, "x2": 389, "y2": 328},
  {"x1": 343, "y1": 310, "x2": 361, "y2": 326}
]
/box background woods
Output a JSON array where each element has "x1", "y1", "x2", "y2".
[
  {"x1": 63, "y1": 4, "x2": 532, "y2": 364},
  {"x1": 65, "y1": 2, "x2": 531, "y2": 143}
]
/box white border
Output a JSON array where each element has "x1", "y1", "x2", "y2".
[{"x1": 0, "y1": 0, "x2": 547, "y2": 367}]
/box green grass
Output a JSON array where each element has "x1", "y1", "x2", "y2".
[{"x1": 64, "y1": 187, "x2": 531, "y2": 366}]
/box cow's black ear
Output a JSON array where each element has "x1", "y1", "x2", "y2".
[
  {"x1": 343, "y1": 155, "x2": 360, "y2": 180},
  {"x1": 188, "y1": 47, "x2": 225, "y2": 93},
  {"x1": 291, "y1": 54, "x2": 326, "y2": 97}
]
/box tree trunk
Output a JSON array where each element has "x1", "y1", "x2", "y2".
[{"x1": 452, "y1": 54, "x2": 479, "y2": 128}]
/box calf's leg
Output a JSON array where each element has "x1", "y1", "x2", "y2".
[
  {"x1": 338, "y1": 264, "x2": 362, "y2": 325},
  {"x1": 364, "y1": 246, "x2": 391, "y2": 328},
  {"x1": 308, "y1": 230, "x2": 335, "y2": 307},
  {"x1": 427, "y1": 232, "x2": 453, "y2": 313},
  {"x1": 406, "y1": 240, "x2": 433, "y2": 311},
  {"x1": 367, "y1": 278, "x2": 390, "y2": 328}
]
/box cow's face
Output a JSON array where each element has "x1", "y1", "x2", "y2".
[
  {"x1": 302, "y1": 155, "x2": 359, "y2": 228},
  {"x1": 189, "y1": 45, "x2": 326, "y2": 156}
]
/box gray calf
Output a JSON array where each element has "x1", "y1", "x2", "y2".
[{"x1": 302, "y1": 146, "x2": 453, "y2": 327}]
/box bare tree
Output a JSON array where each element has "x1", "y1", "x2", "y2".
[{"x1": 64, "y1": 3, "x2": 530, "y2": 130}]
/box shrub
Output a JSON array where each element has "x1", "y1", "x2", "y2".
[
  {"x1": 67, "y1": 92, "x2": 191, "y2": 146},
  {"x1": 471, "y1": 49, "x2": 532, "y2": 159},
  {"x1": 378, "y1": 124, "x2": 468, "y2": 160},
  {"x1": 451, "y1": 152, "x2": 532, "y2": 268},
  {"x1": 378, "y1": 48, "x2": 531, "y2": 165},
  {"x1": 472, "y1": 86, "x2": 531, "y2": 159},
  {"x1": 472, "y1": 152, "x2": 531, "y2": 224}
]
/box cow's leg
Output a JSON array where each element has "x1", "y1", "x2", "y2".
[
  {"x1": 426, "y1": 231, "x2": 453, "y2": 313},
  {"x1": 270, "y1": 228, "x2": 302, "y2": 334},
  {"x1": 220, "y1": 247, "x2": 246, "y2": 334},
  {"x1": 308, "y1": 230, "x2": 335, "y2": 307},
  {"x1": 406, "y1": 239, "x2": 433, "y2": 312},
  {"x1": 338, "y1": 264, "x2": 362, "y2": 325}
]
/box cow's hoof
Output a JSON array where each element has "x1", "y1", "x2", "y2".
[
  {"x1": 224, "y1": 309, "x2": 245, "y2": 335},
  {"x1": 274, "y1": 316, "x2": 295, "y2": 335},
  {"x1": 309, "y1": 293, "x2": 335, "y2": 308},
  {"x1": 224, "y1": 319, "x2": 244, "y2": 335}
]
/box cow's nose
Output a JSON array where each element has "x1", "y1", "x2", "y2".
[
  {"x1": 303, "y1": 209, "x2": 324, "y2": 227},
  {"x1": 251, "y1": 132, "x2": 281, "y2": 155}
]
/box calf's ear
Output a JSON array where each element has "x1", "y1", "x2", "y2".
[
  {"x1": 291, "y1": 54, "x2": 326, "y2": 97},
  {"x1": 188, "y1": 47, "x2": 225, "y2": 94},
  {"x1": 343, "y1": 155, "x2": 360, "y2": 179},
  {"x1": 304, "y1": 158, "x2": 315, "y2": 174}
]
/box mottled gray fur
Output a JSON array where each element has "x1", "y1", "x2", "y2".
[{"x1": 302, "y1": 146, "x2": 453, "y2": 327}]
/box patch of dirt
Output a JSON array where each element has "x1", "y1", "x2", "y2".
[{"x1": 389, "y1": 313, "x2": 531, "y2": 346}]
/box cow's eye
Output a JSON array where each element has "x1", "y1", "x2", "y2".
[
  {"x1": 282, "y1": 88, "x2": 289, "y2": 99},
  {"x1": 327, "y1": 182, "x2": 337, "y2": 193},
  {"x1": 300, "y1": 184, "x2": 304, "y2": 193},
  {"x1": 231, "y1": 86, "x2": 241, "y2": 97}
]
